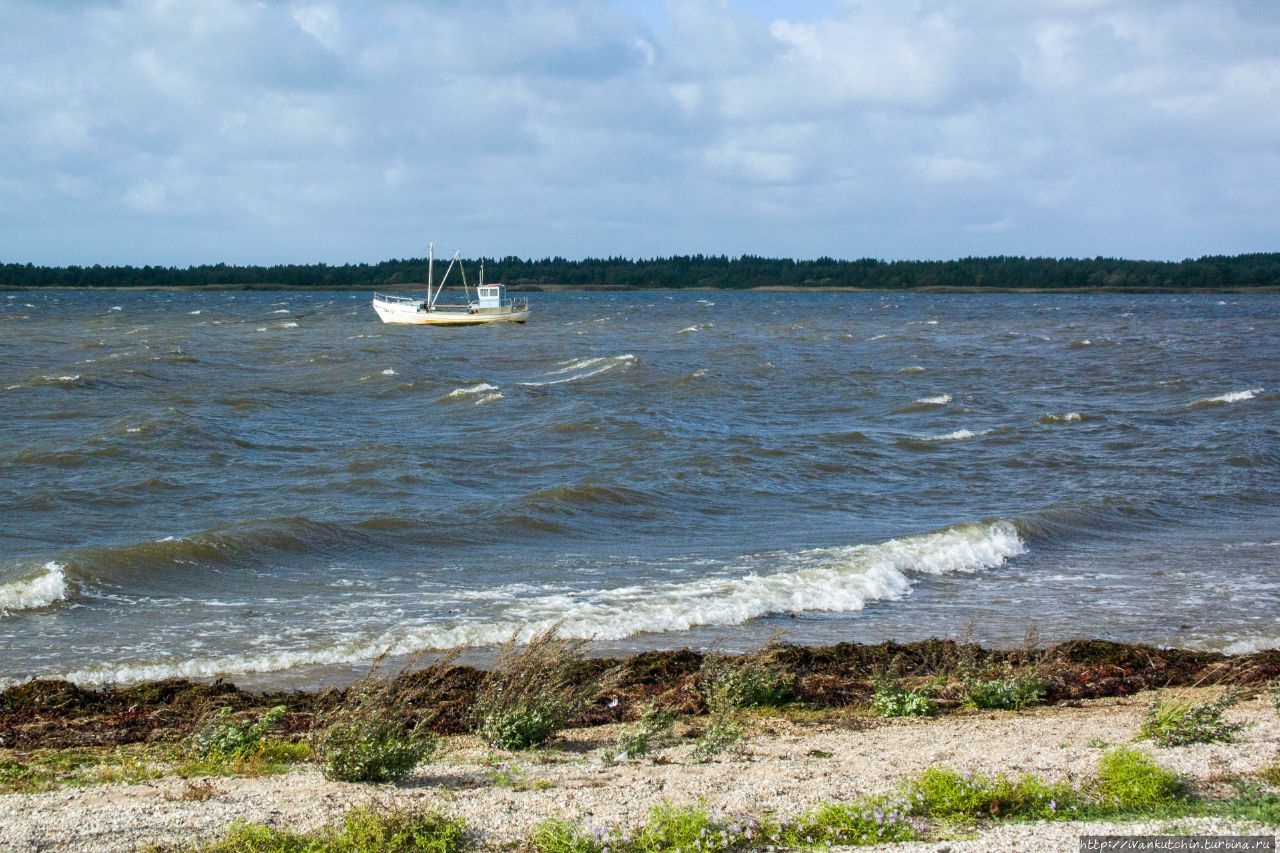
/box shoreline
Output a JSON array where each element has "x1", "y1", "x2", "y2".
[
  {"x1": 1, "y1": 687, "x2": 1276, "y2": 852},
  {"x1": 5, "y1": 284, "x2": 1280, "y2": 294},
  {"x1": 4, "y1": 638, "x2": 1279, "y2": 751}
]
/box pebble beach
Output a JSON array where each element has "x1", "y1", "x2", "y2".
[{"x1": 2, "y1": 688, "x2": 1277, "y2": 852}]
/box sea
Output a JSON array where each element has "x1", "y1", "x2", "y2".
[{"x1": 1, "y1": 288, "x2": 1277, "y2": 690}]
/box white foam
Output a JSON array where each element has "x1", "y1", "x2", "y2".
[
  {"x1": 922, "y1": 429, "x2": 989, "y2": 441},
  {"x1": 521, "y1": 354, "x2": 635, "y2": 387},
  {"x1": 47, "y1": 522, "x2": 1026, "y2": 686},
  {"x1": 898, "y1": 365, "x2": 924, "y2": 373},
  {"x1": 0, "y1": 562, "x2": 68, "y2": 615},
  {"x1": 444, "y1": 383, "x2": 499, "y2": 399},
  {"x1": 381, "y1": 368, "x2": 398, "y2": 376},
  {"x1": 1041, "y1": 412, "x2": 1082, "y2": 423},
  {"x1": 1196, "y1": 388, "x2": 1262, "y2": 405},
  {"x1": 915, "y1": 394, "x2": 952, "y2": 405}
]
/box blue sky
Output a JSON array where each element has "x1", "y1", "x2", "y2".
[{"x1": 2, "y1": 0, "x2": 1278, "y2": 266}]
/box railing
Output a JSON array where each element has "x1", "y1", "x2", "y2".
[{"x1": 372, "y1": 292, "x2": 421, "y2": 306}]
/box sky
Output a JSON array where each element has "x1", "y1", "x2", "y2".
[{"x1": 2, "y1": 0, "x2": 1279, "y2": 266}]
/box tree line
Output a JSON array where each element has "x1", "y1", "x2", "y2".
[{"x1": 2, "y1": 252, "x2": 1278, "y2": 290}]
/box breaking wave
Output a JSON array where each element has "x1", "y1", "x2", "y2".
[
  {"x1": 521, "y1": 354, "x2": 635, "y2": 386},
  {"x1": 50, "y1": 521, "x2": 1025, "y2": 685},
  {"x1": 0, "y1": 563, "x2": 68, "y2": 615},
  {"x1": 1190, "y1": 387, "x2": 1263, "y2": 407}
]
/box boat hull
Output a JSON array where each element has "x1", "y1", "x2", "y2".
[{"x1": 372, "y1": 296, "x2": 529, "y2": 326}]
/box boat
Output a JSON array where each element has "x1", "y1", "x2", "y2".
[{"x1": 372, "y1": 244, "x2": 530, "y2": 326}]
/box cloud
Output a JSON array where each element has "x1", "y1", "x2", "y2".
[{"x1": 0, "y1": 0, "x2": 1276, "y2": 264}]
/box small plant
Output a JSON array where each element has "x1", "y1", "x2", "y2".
[
  {"x1": 961, "y1": 666, "x2": 1045, "y2": 711},
  {"x1": 201, "y1": 806, "x2": 469, "y2": 853},
  {"x1": 528, "y1": 819, "x2": 602, "y2": 853},
  {"x1": 190, "y1": 705, "x2": 287, "y2": 762},
  {"x1": 789, "y1": 796, "x2": 922, "y2": 845},
  {"x1": 470, "y1": 627, "x2": 603, "y2": 751},
  {"x1": 1139, "y1": 691, "x2": 1245, "y2": 747},
  {"x1": 613, "y1": 704, "x2": 676, "y2": 761},
  {"x1": 1260, "y1": 759, "x2": 1280, "y2": 787},
  {"x1": 700, "y1": 655, "x2": 793, "y2": 711},
  {"x1": 872, "y1": 674, "x2": 938, "y2": 718},
  {"x1": 311, "y1": 666, "x2": 444, "y2": 784},
  {"x1": 906, "y1": 766, "x2": 1077, "y2": 821},
  {"x1": 1270, "y1": 677, "x2": 1280, "y2": 717},
  {"x1": 1094, "y1": 747, "x2": 1185, "y2": 809},
  {"x1": 691, "y1": 714, "x2": 744, "y2": 763}
]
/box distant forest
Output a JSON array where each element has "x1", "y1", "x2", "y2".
[{"x1": 3, "y1": 252, "x2": 1279, "y2": 291}]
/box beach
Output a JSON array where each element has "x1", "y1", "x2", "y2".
[{"x1": 1, "y1": 686, "x2": 1277, "y2": 852}]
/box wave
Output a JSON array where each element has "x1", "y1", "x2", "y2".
[
  {"x1": 1037, "y1": 412, "x2": 1085, "y2": 425},
  {"x1": 915, "y1": 394, "x2": 952, "y2": 406},
  {"x1": 0, "y1": 562, "x2": 68, "y2": 615},
  {"x1": 48, "y1": 520, "x2": 1026, "y2": 686},
  {"x1": 921, "y1": 428, "x2": 989, "y2": 442},
  {"x1": 521, "y1": 354, "x2": 635, "y2": 387},
  {"x1": 1189, "y1": 387, "x2": 1263, "y2": 408},
  {"x1": 440, "y1": 383, "x2": 503, "y2": 404}
]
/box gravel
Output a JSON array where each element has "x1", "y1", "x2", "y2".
[{"x1": 1, "y1": 689, "x2": 1276, "y2": 852}]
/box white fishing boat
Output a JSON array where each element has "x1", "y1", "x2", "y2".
[{"x1": 372, "y1": 244, "x2": 529, "y2": 326}]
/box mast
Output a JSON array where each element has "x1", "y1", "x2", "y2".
[{"x1": 426, "y1": 242, "x2": 435, "y2": 307}]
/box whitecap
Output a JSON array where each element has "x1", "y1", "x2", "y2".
[
  {"x1": 381, "y1": 369, "x2": 398, "y2": 376},
  {"x1": 0, "y1": 563, "x2": 68, "y2": 615},
  {"x1": 915, "y1": 394, "x2": 952, "y2": 405},
  {"x1": 521, "y1": 354, "x2": 635, "y2": 387},
  {"x1": 921, "y1": 428, "x2": 989, "y2": 441},
  {"x1": 1195, "y1": 387, "x2": 1262, "y2": 405},
  {"x1": 45, "y1": 522, "x2": 1026, "y2": 686},
  {"x1": 444, "y1": 383, "x2": 499, "y2": 400}
]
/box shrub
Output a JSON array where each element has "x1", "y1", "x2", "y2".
[
  {"x1": 1094, "y1": 747, "x2": 1185, "y2": 809},
  {"x1": 190, "y1": 705, "x2": 287, "y2": 762},
  {"x1": 961, "y1": 667, "x2": 1045, "y2": 711},
  {"x1": 1139, "y1": 692, "x2": 1245, "y2": 747},
  {"x1": 700, "y1": 656, "x2": 792, "y2": 711},
  {"x1": 614, "y1": 704, "x2": 676, "y2": 761},
  {"x1": 872, "y1": 678, "x2": 937, "y2": 718},
  {"x1": 470, "y1": 627, "x2": 603, "y2": 751},
  {"x1": 311, "y1": 668, "x2": 443, "y2": 784},
  {"x1": 691, "y1": 714, "x2": 744, "y2": 763}
]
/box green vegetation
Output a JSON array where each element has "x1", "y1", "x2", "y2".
[
  {"x1": 200, "y1": 806, "x2": 469, "y2": 853},
  {"x1": 1093, "y1": 747, "x2": 1187, "y2": 810},
  {"x1": 687, "y1": 652, "x2": 791, "y2": 762},
  {"x1": 7, "y1": 252, "x2": 1279, "y2": 291},
  {"x1": 608, "y1": 703, "x2": 676, "y2": 762},
  {"x1": 789, "y1": 796, "x2": 921, "y2": 846},
  {"x1": 961, "y1": 667, "x2": 1046, "y2": 711},
  {"x1": 0, "y1": 746, "x2": 163, "y2": 792},
  {"x1": 871, "y1": 674, "x2": 938, "y2": 718},
  {"x1": 311, "y1": 672, "x2": 442, "y2": 784},
  {"x1": 1138, "y1": 692, "x2": 1246, "y2": 747},
  {"x1": 469, "y1": 628, "x2": 604, "y2": 751},
  {"x1": 907, "y1": 766, "x2": 1078, "y2": 822}
]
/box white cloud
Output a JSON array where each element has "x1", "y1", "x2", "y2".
[{"x1": 0, "y1": 0, "x2": 1277, "y2": 264}]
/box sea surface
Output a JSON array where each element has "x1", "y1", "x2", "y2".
[{"x1": 1, "y1": 289, "x2": 1277, "y2": 689}]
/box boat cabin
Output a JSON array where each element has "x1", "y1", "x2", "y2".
[{"x1": 476, "y1": 283, "x2": 507, "y2": 308}]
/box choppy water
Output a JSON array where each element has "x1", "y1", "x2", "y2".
[{"x1": 1, "y1": 289, "x2": 1277, "y2": 688}]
